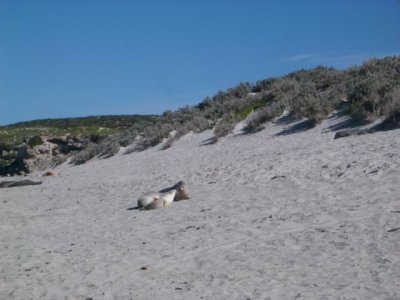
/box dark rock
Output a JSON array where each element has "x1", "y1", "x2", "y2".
[
  {"x1": 48, "y1": 136, "x2": 87, "y2": 154},
  {"x1": 47, "y1": 137, "x2": 68, "y2": 145},
  {"x1": 16, "y1": 145, "x2": 34, "y2": 161},
  {"x1": 0, "y1": 159, "x2": 26, "y2": 177}
]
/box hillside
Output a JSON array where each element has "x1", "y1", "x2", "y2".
[
  {"x1": 70, "y1": 56, "x2": 400, "y2": 165},
  {"x1": 1, "y1": 56, "x2": 399, "y2": 176}
]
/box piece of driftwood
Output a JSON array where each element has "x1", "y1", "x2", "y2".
[
  {"x1": 0, "y1": 180, "x2": 42, "y2": 188},
  {"x1": 334, "y1": 129, "x2": 371, "y2": 139}
]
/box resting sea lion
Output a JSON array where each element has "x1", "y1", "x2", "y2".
[
  {"x1": 0, "y1": 180, "x2": 43, "y2": 188},
  {"x1": 159, "y1": 181, "x2": 189, "y2": 201},
  {"x1": 137, "y1": 190, "x2": 177, "y2": 210}
]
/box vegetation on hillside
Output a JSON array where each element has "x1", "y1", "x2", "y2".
[
  {"x1": 91, "y1": 56, "x2": 399, "y2": 162},
  {"x1": 5, "y1": 115, "x2": 159, "y2": 129},
  {"x1": 0, "y1": 115, "x2": 158, "y2": 148},
  {"x1": 0, "y1": 115, "x2": 159, "y2": 170}
]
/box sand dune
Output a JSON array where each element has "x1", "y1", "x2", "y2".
[{"x1": 1, "y1": 114, "x2": 400, "y2": 299}]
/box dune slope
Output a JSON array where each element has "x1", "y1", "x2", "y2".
[{"x1": 1, "y1": 115, "x2": 400, "y2": 300}]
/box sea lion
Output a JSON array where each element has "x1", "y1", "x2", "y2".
[
  {"x1": 159, "y1": 181, "x2": 189, "y2": 201},
  {"x1": 137, "y1": 190, "x2": 177, "y2": 210},
  {"x1": 0, "y1": 179, "x2": 42, "y2": 188}
]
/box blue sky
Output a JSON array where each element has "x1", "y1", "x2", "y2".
[{"x1": 1, "y1": 0, "x2": 399, "y2": 125}]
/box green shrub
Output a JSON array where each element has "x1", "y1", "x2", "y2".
[
  {"x1": 289, "y1": 83, "x2": 324, "y2": 123},
  {"x1": 348, "y1": 78, "x2": 389, "y2": 121},
  {"x1": 345, "y1": 57, "x2": 400, "y2": 121},
  {"x1": 27, "y1": 136, "x2": 43, "y2": 148},
  {"x1": 235, "y1": 93, "x2": 275, "y2": 119},
  {"x1": 244, "y1": 102, "x2": 286, "y2": 133}
]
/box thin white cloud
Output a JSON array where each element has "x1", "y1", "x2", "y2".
[{"x1": 282, "y1": 54, "x2": 317, "y2": 61}]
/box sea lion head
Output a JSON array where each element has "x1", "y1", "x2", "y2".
[{"x1": 174, "y1": 181, "x2": 189, "y2": 201}]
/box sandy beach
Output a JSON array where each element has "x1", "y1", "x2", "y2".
[{"x1": 1, "y1": 114, "x2": 400, "y2": 300}]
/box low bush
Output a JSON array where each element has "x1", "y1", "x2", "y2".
[
  {"x1": 125, "y1": 122, "x2": 174, "y2": 153},
  {"x1": 214, "y1": 113, "x2": 239, "y2": 138},
  {"x1": 347, "y1": 78, "x2": 387, "y2": 121},
  {"x1": 289, "y1": 83, "x2": 323, "y2": 123},
  {"x1": 27, "y1": 135, "x2": 43, "y2": 148},
  {"x1": 70, "y1": 136, "x2": 121, "y2": 165},
  {"x1": 244, "y1": 102, "x2": 286, "y2": 133},
  {"x1": 345, "y1": 56, "x2": 400, "y2": 121},
  {"x1": 70, "y1": 143, "x2": 100, "y2": 165},
  {"x1": 382, "y1": 87, "x2": 400, "y2": 121}
]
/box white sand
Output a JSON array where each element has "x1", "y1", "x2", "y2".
[{"x1": 1, "y1": 115, "x2": 400, "y2": 300}]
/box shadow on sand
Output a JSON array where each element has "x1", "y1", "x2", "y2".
[
  {"x1": 203, "y1": 109, "x2": 399, "y2": 141},
  {"x1": 324, "y1": 115, "x2": 369, "y2": 132},
  {"x1": 275, "y1": 119, "x2": 316, "y2": 136},
  {"x1": 199, "y1": 136, "x2": 218, "y2": 146},
  {"x1": 370, "y1": 117, "x2": 400, "y2": 132},
  {"x1": 332, "y1": 115, "x2": 400, "y2": 139}
]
